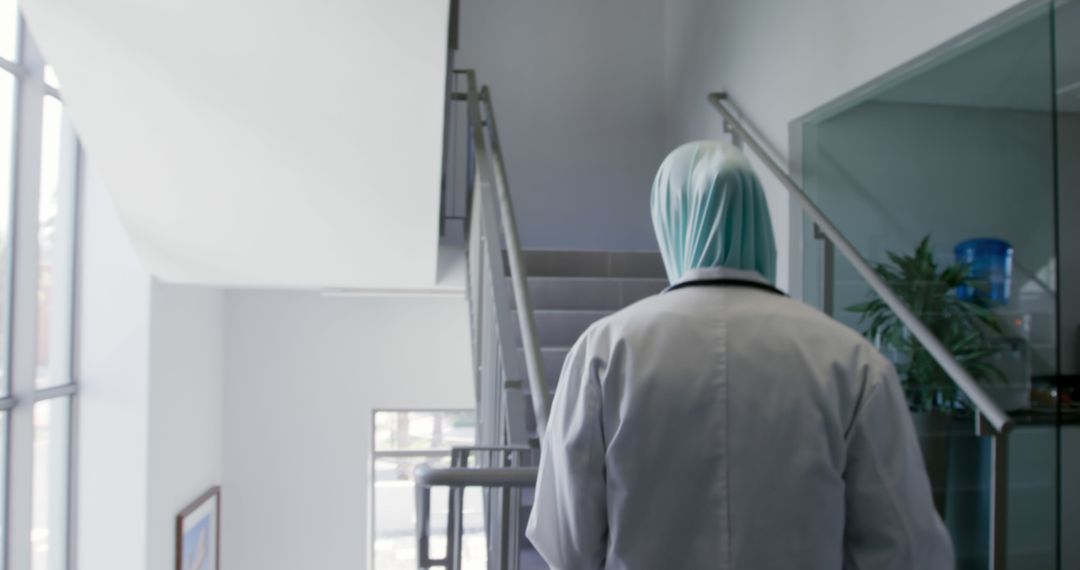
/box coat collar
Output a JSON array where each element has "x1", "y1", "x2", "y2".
[{"x1": 664, "y1": 267, "x2": 780, "y2": 295}]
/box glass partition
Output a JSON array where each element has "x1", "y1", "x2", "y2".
[
  {"x1": 1054, "y1": 1, "x2": 1080, "y2": 569},
  {"x1": 794, "y1": 2, "x2": 1072, "y2": 568}
]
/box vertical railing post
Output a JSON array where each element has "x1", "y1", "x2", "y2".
[
  {"x1": 415, "y1": 483, "x2": 433, "y2": 568},
  {"x1": 446, "y1": 450, "x2": 468, "y2": 570},
  {"x1": 813, "y1": 224, "x2": 836, "y2": 316},
  {"x1": 466, "y1": 115, "x2": 476, "y2": 233},
  {"x1": 978, "y1": 413, "x2": 1009, "y2": 570},
  {"x1": 506, "y1": 449, "x2": 523, "y2": 570}
]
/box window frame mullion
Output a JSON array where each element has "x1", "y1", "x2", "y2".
[{"x1": 6, "y1": 16, "x2": 47, "y2": 570}]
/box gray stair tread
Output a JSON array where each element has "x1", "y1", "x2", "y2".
[
  {"x1": 518, "y1": 346, "x2": 571, "y2": 390},
  {"x1": 511, "y1": 249, "x2": 666, "y2": 279},
  {"x1": 518, "y1": 276, "x2": 668, "y2": 311},
  {"x1": 520, "y1": 543, "x2": 549, "y2": 570},
  {"x1": 529, "y1": 309, "x2": 612, "y2": 347}
]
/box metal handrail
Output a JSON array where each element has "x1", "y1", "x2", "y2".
[
  {"x1": 457, "y1": 69, "x2": 550, "y2": 436},
  {"x1": 460, "y1": 69, "x2": 531, "y2": 446},
  {"x1": 415, "y1": 465, "x2": 539, "y2": 488},
  {"x1": 414, "y1": 446, "x2": 535, "y2": 570},
  {"x1": 479, "y1": 86, "x2": 552, "y2": 434},
  {"x1": 415, "y1": 463, "x2": 538, "y2": 570},
  {"x1": 708, "y1": 91, "x2": 1012, "y2": 435},
  {"x1": 422, "y1": 71, "x2": 544, "y2": 570},
  {"x1": 449, "y1": 444, "x2": 535, "y2": 465}
]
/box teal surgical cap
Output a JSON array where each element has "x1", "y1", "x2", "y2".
[{"x1": 651, "y1": 141, "x2": 777, "y2": 284}]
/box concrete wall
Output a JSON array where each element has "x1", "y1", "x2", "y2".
[
  {"x1": 455, "y1": 0, "x2": 668, "y2": 252},
  {"x1": 221, "y1": 291, "x2": 474, "y2": 570}
]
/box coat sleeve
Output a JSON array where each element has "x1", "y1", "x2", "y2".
[
  {"x1": 843, "y1": 358, "x2": 955, "y2": 570},
  {"x1": 525, "y1": 332, "x2": 607, "y2": 570}
]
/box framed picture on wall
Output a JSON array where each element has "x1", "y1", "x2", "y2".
[{"x1": 176, "y1": 487, "x2": 221, "y2": 570}]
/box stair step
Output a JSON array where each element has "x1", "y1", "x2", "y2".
[
  {"x1": 620, "y1": 277, "x2": 670, "y2": 306},
  {"x1": 508, "y1": 250, "x2": 666, "y2": 279},
  {"x1": 518, "y1": 346, "x2": 570, "y2": 389},
  {"x1": 530, "y1": 309, "x2": 611, "y2": 347},
  {"x1": 520, "y1": 542, "x2": 549, "y2": 570},
  {"x1": 521, "y1": 276, "x2": 669, "y2": 311}
]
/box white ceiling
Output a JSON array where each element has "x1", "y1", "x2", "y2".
[{"x1": 20, "y1": 0, "x2": 451, "y2": 289}]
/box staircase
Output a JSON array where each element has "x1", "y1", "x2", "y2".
[{"x1": 515, "y1": 250, "x2": 669, "y2": 441}]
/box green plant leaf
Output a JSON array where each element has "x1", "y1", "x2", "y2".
[{"x1": 844, "y1": 235, "x2": 1008, "y2": 411}]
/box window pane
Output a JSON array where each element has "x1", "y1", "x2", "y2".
[
  {"x1": 0, "y1": 0, "x2": 15, "y2": 63},
  {"x1": 35, "y1": 95, "x2": 76, "y2": 389},
  {"x1": 372, "y1": 411, "x2": 483, "y2": 569},
  {"x1": 374, "y1": 411, "x2": 476, "y2": 451},
  {"x1": 372, "y1": 455, "x2": 486, "y2": 570},
  {"x1": 0, "y1": 70, "x2": 14, "y2": 397},
  {"x1": 32, "y1": 396, "x2": 71, "y2": 570}
]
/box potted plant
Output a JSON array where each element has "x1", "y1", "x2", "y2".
[{"x1": 847, "y1": 236, "x2": 1005, "y2": 513}]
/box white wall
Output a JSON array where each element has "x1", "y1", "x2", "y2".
[
  {"x1": 662, "y1": 0, "x2": 1029, "y2": 292},
  {"x1": 23, "y1": 0, "x2": 453, "y2": 290},
  {"x1": 222, "y1": 291, "x2": 474, "y2": 570},
  {"x1": 146, "y1": 283, "x2": 226, "y2": 569},
  {"x1": 77, "y1": 162, "x2": 152, "y2": 570},
  {"x1": 77, "y1": 161, "x2": 226, "y2": 570},
  {"x1": 80, "y1": 160, "x2": 466, "y2": 570},
  {"x1": 455, "y1": 0, "x2": 668, "y2": 252},
  {"x1": 662, "y1": 0, "x2": 1029, "y2": 155},
  {"x1": 454, "y1": 0, "x2": 1031, "y2": 278}
]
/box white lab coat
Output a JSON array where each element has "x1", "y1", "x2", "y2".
[{"x1": 525, "y1": 267, "x2": 954, "y2": 570}]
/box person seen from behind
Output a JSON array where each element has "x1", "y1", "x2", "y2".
[{"x1": 525, "y1": 140, "x2": 954, "y2": 570}]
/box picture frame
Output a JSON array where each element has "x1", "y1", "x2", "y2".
[{"x1": 176, "y1": 486, "x2": 221, "y2": 570}]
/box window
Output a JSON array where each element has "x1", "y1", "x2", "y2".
[
  {"x1": 0, "y1": 8, "x2": 81, "y2": 570},
  {"x1": 371, "y1": 411, "x2": 485, "y2": 570}
]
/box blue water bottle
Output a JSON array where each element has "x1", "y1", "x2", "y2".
[{"x1": 954, "y1": 238, "x2": 1013, "y2": 305}]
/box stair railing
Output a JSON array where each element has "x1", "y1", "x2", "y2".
[
  {"x1": 416, "y1": 70, "x2": 548, "y2": 570},
  {"x1": 459, "y1": 69, "x2": 550, "y2": 441},
  {"x1": 415, "y1": 446, "x2": 537, "y2": 570},
  {"x1": 708, "y1": 91, "x2": 1013, "y2": 569}
]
